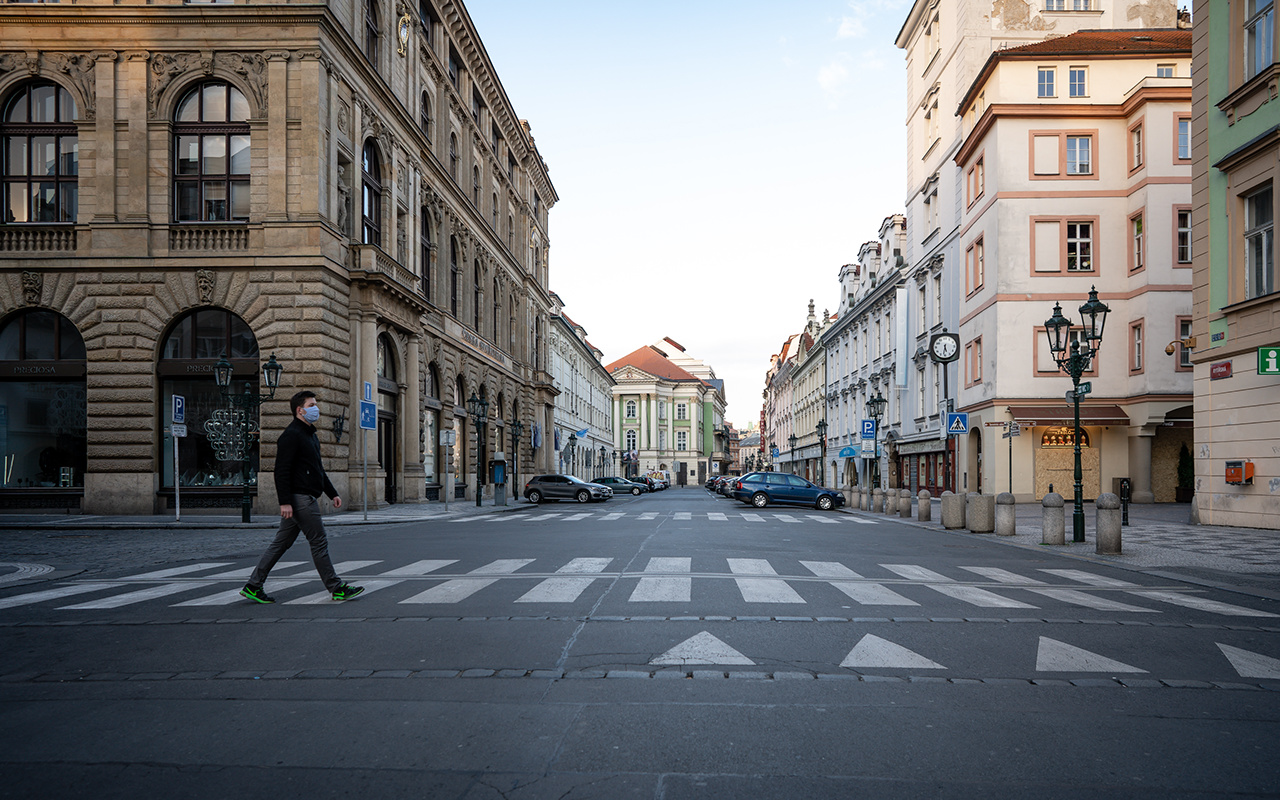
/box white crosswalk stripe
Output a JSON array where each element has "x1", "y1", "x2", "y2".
[
  {"x1": 399, "y1": 559, "x2": 535, "y2": 604},
  {"x1": 1128, "y1": 590, "x2": 1279, "y2": 617},
  {"x1": 847, "y1": 516, "x2": 878, "y2": 525},
  {"x1": 60, "y1": 581, "x2": 212, "y2": 610},
  {"x1": 881, "y1": 564, "x2": 1037, "y2": 609},
  {"x1": 801, "y1": 561, "x2": 918, "y2": 606},
  {"x1": 805, "y1": 515, "x2": 839, "y2": 524},
  {"x1": 174, "y1": 579, "x2": 311, "y2": 606},
  {"x1": 708, "y1": 512, "x2": 727, "y2": 521},
  {"x1": 492, "y1": 514, "x2": 529, "y2": 522},
  {"x1": 727, "y1": 558, "x2": 806, "y2": 603},
  {"x1": 774, "y1": 515, "x2": 802, "y2": 524},
  {"x1": 638, "y1": 512, "x2": 658, "y2": 520},
  {"x1": 674, "y1": 512, "x2": 691, "y2": 521},
  {"x1": 742, "y1": 513, "x2": 765, "y2": 522},
  {"x1": 562, "y1": 513, "x2": 592, "y2": 521},
  {"x1": 527, "y1": 513, "x2": 561, "y2": 521},
  {"x1": 119, "y1": 563, "x2": 232, "y2": 580},
  {"x1": 516, "y1": 558, "x2": 613, "y2": 603},
  {"x1": 629, "y1": 557, "x2": 692, "y2": 602},
  {"x1": 0, "y1": 582, "x2": 125, "y2": 610},
  {"x1": 601, "y1": 513, "x2": 625, "y2": 521},
  {"x1": 1041, "y1": 569, "x2": 1137, "y2": 588}
]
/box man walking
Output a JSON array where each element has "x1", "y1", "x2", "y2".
[{"x1": 240, "y1": 390, "x2": 363, "y2": 603}]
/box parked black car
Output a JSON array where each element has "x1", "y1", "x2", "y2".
[
  {"x1": 730, "y1": 472, "x2": 845, "y2": 510},
  {"x1": 595, "y1": 476, "x2": 649, "y2": 495},
  {"x1": 523, "y1": 474, "x2": 613, "y2": 504}
]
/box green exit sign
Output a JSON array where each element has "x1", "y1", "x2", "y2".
[{"x1": 1261, "y1": 347, "x2": 1280, "y2": 376}]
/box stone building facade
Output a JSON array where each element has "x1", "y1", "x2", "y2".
[
  {"x1": 0, "y1": 0, "x2": 557, "y2": 514},
  {"x1": 549, "y1": 302, "x2": 615, "y2": 482}
]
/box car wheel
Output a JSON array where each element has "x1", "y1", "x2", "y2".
[
  {"x1": 576, "y1": 490, "x2": 590, "y2": 503},
  {"x1": 631, "y1": 487, "x2": 641, "y2": 496},
  {"x1": 751, "y1": 492, "x2": 769, "y2": 508},
  {"x1": 816, "y1": 495, "x2": 834, "y2": 511},
  {"x1": 528, "y1": 490, "x2": 541, "y2": 504}
]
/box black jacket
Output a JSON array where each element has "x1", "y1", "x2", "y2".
[{"x1": 274, "y1": 418, "x2": 338, "y2": 501}]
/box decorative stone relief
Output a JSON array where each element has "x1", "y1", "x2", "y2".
[
  {"x1": 0, "y1": 53, "x2": 37, "y2": 77},
  {"x1": 43, "y1": 53, "x2": 97, "y2": 120},
  {"x1": 218, "y1": 52, "x2": 269, "y2": 114},
  {"x1": 195, "y1": 269, "x2": 215, "y2": 305},
  {"x1": 149, "y1": 53, "x2": 206, "y2": 117},
  {"x1": 337, "y1": 98, "x2": 351, "y2": 138},
  {"x1": 992, "y1": 0, "x2": 1055, "y2": 31},
  {"x1": 21, "y1": 272, "x2": 42, "y2": 306},
  {"x1": 149, "y1": 51, "x2": 267, "y2": 119}
]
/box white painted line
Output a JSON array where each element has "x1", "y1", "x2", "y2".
[
  {"x1": 601, "y1": 513, "x2": 625, "y2": 521},
  {"x1": 741, "y1": 513, "x2": 765, "y2": 522},
  {"x1": 774, "y1": 514, "x2": 801, "y2": 524},
  {"x1": 728, "y1": 558, "x2": 805, "y2": 604},
  {"x1": 286, "y1": 579, "x2": 403, "y2": 604},
  {"x1": 708, "y1": 513, "x2": 727, "y2": 521},
  {"x1": 800, "y1": 561, "x2": 919, "y2": 606},
  {"x1": 1129, "y1": 590, "x2": 1279, "y2": 617},
  {"x1": 491, "y1": 514, "x2": 529, "y2": 522},
  {"x1": 960, "y1": 567, "x2": 1045, "y2": 585},
  {"x1": 515, "y1": 558, "x2": 612, "y2": 603},
  {"x1": 201, "y1": 562, "x2": 305, "y2": 580},
  {"x1": 630, "y1": 557, "x2": 692, "y2": 603},
  {"x1": 562, "y1": 513, "x2": 592, "y2": 521},
  {"x1": 115, "y1": 563, "x2": 231, "y2": 581},
  {"x1": 0, "y1": 583, "x2": 124, "y2": 610},
  {"x1": 59, "y1": 581, "x2": 212, "y2": 610},
  {"x1": 674, "y1": 512, "x2": 692, "y2": 521},
  {"x1": 172, "y1": 579, "x2": 311, "y2": 606},
  {"x1": 805, "y1": 515, "x2": 839, "y2": 524},
  {"x1": 842, "y1": 634, "x2": 946, "y2": 670},
  {"x1": 1036, "y1": 637, "x2": 1146, "y2": 673},
  {"x1": 1040, "y1": 569, "x2": 1137, "y2": 588},
  {"x1": 377, "y1": 560, "x2": 458, "y2": 577},
  {"x1": 638, "y1": 513, "x2": 658, "y2": 520},
  {"x1": 880, "y1": 564, "x2": 954, "y2": 583},
  {"x1": 927, "y1": 585, "x2": 1038, "y2": 609},
  {"x1": 651, "y1": 631, "x2": 753, "y2": 666},
  {"x1": 1026, "y1": 588, "x2": 1157, "y2": 613},
  {"x1": 327, "y1": 560, "x2": 383, "y2": 574},
  {"x1": 847, "y1": 516, "x2": 878, "y2": 525},
  {"x1": 399, "y1": 559, "x2": 535, "y2": 604},
  {"x1": 1218, "y1": 643, "x2": 1280, "y2": 679},
  {"x1": 527, "y1": 514, "x2": 562, "y2": 521}
]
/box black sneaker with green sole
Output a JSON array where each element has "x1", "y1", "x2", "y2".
[
  {"x1": 331, "y1": 583, "x2": 364, "y2": 601},
  {"x1": 240, "y1": 585, "x2": 275, "y2": 604}
]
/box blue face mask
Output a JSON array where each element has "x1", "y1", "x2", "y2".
[{"x1": 302, "y1": 405, "x2": 320, "y2": 424}]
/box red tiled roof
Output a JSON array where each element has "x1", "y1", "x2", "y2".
[
  {"x1": 1000, "y1": 29, "x2": 1190, "y2": 56},
  {"x1": 606, "y1": 345, "x2": 703, "y2": 383}
]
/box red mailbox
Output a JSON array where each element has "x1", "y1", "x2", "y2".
[{"x1": 1225, "y1": 460, "x2": 1254, "y2": 486}]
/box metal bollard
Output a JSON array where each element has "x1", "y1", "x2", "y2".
[
  {"x1": 900, "y1": 489, "x2": 912, "y2": 519},
  {"x1": 917, "y1": 489, "x2": 932, "y2": 522},
  {"x1": 1119, "y1": 478, "x2": 1131, "y2": 527},
  {"x1": 1096, "y1": 492, "x2": 1122, "y2": 554},
  {"x1": 1042, "y1": 492, "x2": 1065, "y2": 545},
  {"x1": 995, "y1": 492, "x2": 1016, "y2": 536}
]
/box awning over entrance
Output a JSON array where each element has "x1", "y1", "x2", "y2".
[{"x1": 1006, "y1": 405, "x2": 1130, "y2": 426}]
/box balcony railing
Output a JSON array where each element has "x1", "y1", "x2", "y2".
[
  {"x1": 0, "y1": 226, "x2": 76, "y2": 253},
  {"x1": 170, "y1": 225, "x2": 249, "y2": 252},
  {"x1": 351, "y1": 243, "x2": 425, "y2": 304}
]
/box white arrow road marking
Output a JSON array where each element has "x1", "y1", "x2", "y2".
[
  {"x1": 516, "y1": 558, "x2": 613, "y2": 603},
  {"x1": 1035, "y1": 637, "x2": 1146, "y2": 673},
  {"x1": 651, "y1": 631, "x2": 754, "y2": 666},
  {"x1": 800, "y1": 561, "x2": 919, "y2": 606},
  {"x1": 727, "y1": 558, "x2": 806, "y2": 603},
  {"x1": 0, "y1": 583, "x2": 124, "y2": 610},
  {"x1": 630, "y1": 557, "x2": 692, "y2": 602},
  {"x1": 881, "y1": 564, "x2": 1036, "y2": 608},
  {"x1": 841, "y1": 634, "x2": 946, "y2": 670},
  {"x1": 400, "y1": 559, "x2": 535, "y2": 604},
  {"x1": 1129, "y1": 590, "x2": 1279, "y2": 618},
  {"x1": 1217, "y1": 644, "x2": 1280, "y2": 679}
]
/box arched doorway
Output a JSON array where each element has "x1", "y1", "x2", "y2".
[
  {"x1": 157, "y1": 308, "x2": 259, "y2": 505},
  {"x1": 376, "y1": 334, "x2": 398, "y2": 504},
  {"x1": 0, "y1": 309, "x2": 87, "y2": 505},
  {"x1": 452, "y1": 375, "x2": 465, "y2": 499}
]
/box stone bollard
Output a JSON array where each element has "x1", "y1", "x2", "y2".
[
  {"x1": 966, "y1": 493, "x2": 995, "y2": 533},
  {"x1": 844, "y1": 489, "x2": 855, "y2": 509},
  {"x1": 917, "y1": 490, "x2": 932, "y2": 522},
  {"x1": 995, "y1": 492, "x2": 1016, "y2": 536},
  {"x1": 860, "y1": 489, "x2": 869, "y2": 511},
  {"x1": 1042, "y1": 492, "x2": 1065, "y2": 545},
  {"x1": 900, "y1": 489, "x2": 913, "y2": 518},
  {"x1": 941, "y1": 491, "x2": 965, "y2": 529},
  {"x1": 872, "y1": 488, "x2": 884, "y2": 513},
  {"x1": 885, "y1": 490, "x2": 898, "y2": 515},
  {"x1": 1096, "y1": 492, "x2": 1122, "y2": 554}
]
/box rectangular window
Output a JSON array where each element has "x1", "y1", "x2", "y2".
[
  {"x1": 676, "y1": 403, "x2": 687, "y2": 420},
  {"x1": 1247, "y1": 0, "x2": 1275, "y2": 80},
  {"x1": 1177, "y1": 208, "x2": 1192, "y2": 263},
  {"x1": 1131, "y1": 213, "x2": 1145, "y2": 272},
  {"x1": 1038, "y1": 68, "x2": 1056, "y2": 98},
  {"x1": 933, "y1": 274, "x2": 942, "y2": 325},
  {"x1": 916, "y1": 367, "x2": 926, "y2": 418},
  {"x1": 966, "y1": 237, "x2": 984, "y2": 294},
  {"x1": 1130, "y1": 321, "x2": 1144, "y2": 373},
  {"x1": 1073, "y1": 0, "x2": 1092, "y2": 9},
  {"x1": 1066, "y1": 135, "x2": 1092, "y2": 175},
  {"x1": 1069, "y1": 67, "x2": 1087, "y2": 97},
  {"x1": 924, "y1": 187, "x2": 938, "y2": 232},
  {"x1": 676, "y1": 431, "x2": 687, "y2": 451},
  {"x1": 1067, "y1": 221, "x2": 1093, "y2": 271},
  {"x1": 918, "y1": 285, "x2": 927, "y2": 329},
  {"x1": 1157, "y1": 63, "x2": 1176, "y2": 78},
  {"x1": 967, "y1": 157, "x2": 985, "y2": 206},
  {"x1": 1245, "y1": 186, "x2": 1274, "y2": 298},
  {"x1": 1178, "y1": 317, "x2": 1194, "y2": 370},
  {"x1": 966, "y1": 338, "x2": 983, "y2": 386},
  {"x1": 1036, "y1": 327, "x2": 1098, "y2": 376},
  {"x1": 1177, "y1": 116, "x2": 1191, "y2": 161},
  {"x1": 1130, "y1": 124, "x2": 1144, "y2": 170},
  {"x1": 1045, "y1": 0, "x2": 1064, "y2": 9}
]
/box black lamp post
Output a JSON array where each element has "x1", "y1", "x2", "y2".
[
  {"x1": 1044, "y1": 285, "x2": 1110, "y2": 543},
  {"x1": 509, "y1": 417, "x2": 523, "y2": 498},
  {"x1": 565, "y1": 433, "x2": 577, "y2": 478},
  {"x1": 210, "y1": 352, "x2": 283, "y2": 523},
  {"x1": 466, "y1": 392, "x2": 489, "y2": 507},
  {"x1": 866, "y1": 391, "x2": 887, "y2": 489},
  {"x1": 816, "y1": 418, "x2": 828, "y2": 485},
  {"x1": 788, "y1": 433, "x2": 798, "y2": 475}
]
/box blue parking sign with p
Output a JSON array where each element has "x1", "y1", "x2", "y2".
[
  {"x1": 172, "y1": 395, "x2": 185, "y2": 424},
  {"x1": 861, "y1": 419, "x2": 877, "y2": 439}
]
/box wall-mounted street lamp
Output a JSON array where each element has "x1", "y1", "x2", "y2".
[{"x1": 209, "y1": 353, "x2": 283, "y2": 523}]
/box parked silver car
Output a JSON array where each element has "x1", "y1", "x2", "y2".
[{"x1": 523, "y1": 474, "x2": 613, "y2": 504}]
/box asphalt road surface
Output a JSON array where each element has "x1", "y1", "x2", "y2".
[{"x1": 2, "y1": 488, "x2": 1278, "y2": 799}]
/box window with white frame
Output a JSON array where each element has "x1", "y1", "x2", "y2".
[
  {"x1": 1131, "y1": 125, "x2": 1144, "y2": 170},
  {"x1": 1245, "y1": 185, "x2": 1274, "y2": 299},
  {"x1": 676, "y1": 431, "x2": 687, "y2": 451},
  {"x1": 1177, "y1": 209, "x2": 1192, "y2": 263},
  {"x1": 1038, "y1": 67, "x2": 1056, "y2": 98},
  {"x1": 1178, "y1": 117, "x2": 1191, "y2": 160},
  {"x1": 625, "y1": 400, "x2": 636, "y2": 418},
  {"x1": 1179, "y1": 318, "x2": 1193, "y2": 368},
  {"x1": 1131, "y1": 213, "x2": 1145, "y2": 272},
  {"x1": 933, "y1": 274, "x2": 942, "y2": 325},
  {"x1": 1067, "y1": 222, "x2": 1093, "y2": 271},
  {"x1": 658, "y1": 401, "x2": 666, "y2": 420},
  {"x1": 1157, "y1": 63, "x2": 1176, "y2": 78},
  {"x1": 659, "y1": 429, "x2": 666, "y2": 450},
  {"x1": 1045, "y1": 0, "x2": 1064, "y2": 9},
  {"x1": 625, "y1": 429, "x2": 637, "y2": 451},
  {"x1": 924, "y1": 186, "x2": 938, "y2": 232},
  {"x1": 676, "y1": 403, "x2": 687, "y2": 420},
  {"x1": 1247, "y1": 0, "x2": 1275, "y2": 80},
  {"x1": 1069, "y1": 67, "x2": 1087, "y2": 97},
  {"x1": 918, "y1": 285, "x2": 927, "y2": 328},
  {"x1": 916, "y1": 367, "x2": 926, "y2": 418},
  {"x1": 1066, "y1": 135, "x2": 1092, "y2": 175},
  {"x1": 1131, "y1": 322, "x2": 1144, "y2": 372}
]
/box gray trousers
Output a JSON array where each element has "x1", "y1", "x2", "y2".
[{"x1": 247, "y1": 494, "x2": 341, "y2": 592}]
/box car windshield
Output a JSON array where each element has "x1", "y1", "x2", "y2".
[{"x1": 565, "y1": 475, "x2": 587, "y2": 484}]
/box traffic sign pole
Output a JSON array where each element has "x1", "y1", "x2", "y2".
[{"x1": 171, "y1": 395, "x2": 185, "y2": 523}]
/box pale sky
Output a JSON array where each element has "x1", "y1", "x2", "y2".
[{"x1": 468, "y1": 1, "x2": 911, "y2": 429}]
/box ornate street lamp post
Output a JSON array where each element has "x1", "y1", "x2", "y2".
[
  {"x1": 508, "y1": 418, "x2": 524, "y2": 499},
  {"x1": 209, "y1": 353, "x2": 283, "y2": 523},
  {"x1": 788, "y1": 433, "x2": 798, "y2": 475},
  {"x1": 1044, "y1": 286, "x2": 1110, "y2": 543},
  {"x1": 598, "y1": 445, "x2": 606, "y2": 479},
  {"x1": 466, "y1": 392, "x2": 489, "y2": 507},
  {"x1": 565, "y1": 433, "x2": 577, "y2": 479},
  {"x1": 866, "y1": 391, "x2": 887, "y2": 489},
  {"x1": 816, "y1": 419, "x2": 828, "y2": 485}
]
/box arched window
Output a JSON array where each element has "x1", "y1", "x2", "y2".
[
  {"x1": 419, "y1": 205, "x2": 432, "y2": 299},
  {"x1": 419, "y1": 91, "x2": 431, "y2": 139},
  {"x1": 361, "y1": 140, "x2": 382, "y2": 245},
  {"x1": 158, "y1": 308, "x2": 259, "y2": 491},
  {"x1": 449, "y1": 236, "x2": 459, "y2": 316},
  {"x1": 626, "y1": 400, "x2": 636, "y2": 418},
  {"x1": 472, "y1": 260, "x2": 481, "y2": 331},
  {"x1": 506, "y1": 213, "x2": 513, "y2": 250},
  {"x1": 452, "y1": 374, "x2": 465, "y2": 483},
  {"x1": 173, "y1": 82, "x2": 250, "y2": 222},
  {"x1": 626, "y1": 430, "x2": 637, "y2": 451},
  {"x1": 448, "y1": 133, "x2": 458, "y2": 179},
  {"x1": 376, "y1": 334, "x2": 396, "y2": 382},
  {"x1": 507, "y1": 293, "x2": 515, "y2": 354},
  {"x1": 424, "y1": 361, "x2": 441, "y2": 489},
  {"x1": 2, "y1": 82, "x2": 78, "y2": 224},
  {"x1": 0, "y1": 309, "x2": 86, "y2": 491},
  {"x1": 364, "y1": 0, "x2": 381, "y2": 64},
  {"x1": 471, "y1": 165, "x2": 480, "y2": 206},
  {"x1": 491, "y1": 192, "x2": 498, "y2": 228}
]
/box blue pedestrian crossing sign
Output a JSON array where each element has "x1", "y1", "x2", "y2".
[
  {"x1": 860, "y1": 419, "x2": 877, "y2": 439},
  {"x1": 359, "y1": 400, "x2": 377, "y2": 431},
  {"x1": 946, "y1": 412, "x2": 969, "y2": 435}
]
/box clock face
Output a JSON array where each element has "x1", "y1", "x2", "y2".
[{"x1": 931, "y1": 333, "x2": 959, "y2": 361}]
